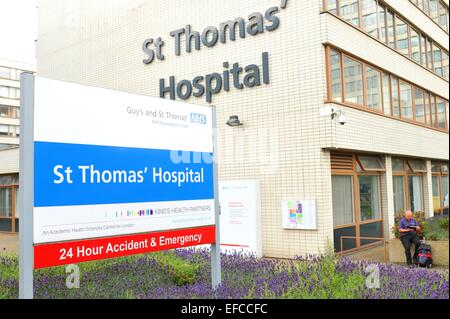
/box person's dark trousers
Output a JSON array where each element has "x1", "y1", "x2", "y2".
[{"x1": 401, "y1": 233, "x2": 421, "y2": 265}]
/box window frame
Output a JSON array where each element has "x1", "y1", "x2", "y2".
[
  {"x1": 431, "y1": 162, "x2": 449, "y2": 215},
  {"x1": 325, "y1": 45, "x2": 449, "y2": 132},
  {"x1": 0, "y1": 174, "x2": 19, "y2": 234},
  {"x1": 331, "y1": 153, "x2": 384, "y2": 251},
  {"x1": 323, "y1": 0, "x2": 450, "y2": 81},
  {"x1": 392, "y1": 158, "x2": 426, "y2": 213}
]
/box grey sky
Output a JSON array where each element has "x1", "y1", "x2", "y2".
[{"x1": 0, "y1": 0, "x2": 37, "y2": 65}]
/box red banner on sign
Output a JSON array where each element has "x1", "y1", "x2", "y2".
[{"x1": 34, "y1": 226, "x2": 215, "y2": 269}]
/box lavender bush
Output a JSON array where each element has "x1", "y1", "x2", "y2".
[{"x1": 0, "y1": 250, "x2": 448, "y2": 299}]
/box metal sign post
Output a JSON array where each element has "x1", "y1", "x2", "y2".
[
  {"x1": 211, "y1": 106, "x2": 221, "y2": 289},
  {"x1": 19, "y1": 72, "x2": 35, "y2": 299},
  {"x1": 18, "y1": 74, "x2": 222, "y2": 298}
]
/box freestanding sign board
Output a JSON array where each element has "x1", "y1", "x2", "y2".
[
  {"x1": 219, "y1": 180, "x2": 262, "y2": 257},
  {"x1": 19, "y1": 74, "x2": 221, "y2": 298}
]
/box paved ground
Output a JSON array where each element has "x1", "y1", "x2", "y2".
[
  {"x1": 344, "y1": 244, "x2": 449, "y2": 273},
  {"x1": 0, "y1": 233, "x2": 18, "y2": 254}
]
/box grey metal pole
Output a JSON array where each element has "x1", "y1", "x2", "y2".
[
  {"x1": 19, "y1": 72, "x2": 35, "y2": 299},
  {"x1": 210, "y1": 105, "x2": 221, "y2": 289}
]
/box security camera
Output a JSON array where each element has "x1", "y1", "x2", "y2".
[
  {"x1": 338, "y1": 112, "x2": 347, "y2": 125},
  {"x1": 330, "y1": 108, "x2": 347, "y2": 125}
]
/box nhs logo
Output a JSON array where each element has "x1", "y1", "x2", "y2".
[{"x1": 190, "y1": 113, "x2": 207, "y2": 124}]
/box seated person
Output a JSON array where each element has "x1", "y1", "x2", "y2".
[{"x1": 398, "y1": 210, "x2": 421, "y2": 268}]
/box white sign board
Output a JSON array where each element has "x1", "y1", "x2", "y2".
[
  {"x1": 219, "y1": 180, "x2": 262, "y2": 257},
  {"x1": 281, "y1": 200, "x2": 317, "y2": 230},
  {"x1": 31, "y1": 77, "x2": 217, "y2": 268}
]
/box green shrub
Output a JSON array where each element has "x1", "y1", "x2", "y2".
[
  {"x1": 422, "y1": 216, "x2": 449, "y2": 241},
  {"x1": 152, "y1": 252, "x2": 200, "y2": 286}
]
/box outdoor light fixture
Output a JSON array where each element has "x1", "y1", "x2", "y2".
[{"x1": 226, "y1": 115, "x2": 243, "y2": 127}]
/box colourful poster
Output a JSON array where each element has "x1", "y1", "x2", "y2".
[{"x1": 282, "y1": 200, "x2": 317, "y2": 230}]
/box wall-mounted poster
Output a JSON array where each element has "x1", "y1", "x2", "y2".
[{"x1": 282, "y1": 200, "x2": 317, "y2": 230}]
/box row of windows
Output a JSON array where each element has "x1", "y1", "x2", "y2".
[
  {"x1": 0, "y1": 86, "x2": 20, "y2": 100},
  {"x1": 324, "y1": 0, "x2": 450, "y2": 81},
  {"x1": 410, "y1": 0, "x2": 450, "y2": 33},
  {"x1": 0, "y1": 124, "x2": 20, "y2": 138},
  {"x1": 0, "y1": 174, "x2": 19, "y2": 233},
  {"x1": 0, "y1": 66, "x2": 23, "y2": 81},
  {"x1": 327, "y1": 47, "x2": 449, "y2": 130},
  {"x1": 332, "y1": 155, "x2": 449, "y2": 229},
  {"x1": 0, "y1": 105, "x2": 19, "y2": 119},
  {"x1": 432, "y1": 162, "x2": 449, "y2": 214}
]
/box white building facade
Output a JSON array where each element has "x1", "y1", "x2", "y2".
[{"x1": 33, "y1": 0, "x2": 449, "y2": 257}]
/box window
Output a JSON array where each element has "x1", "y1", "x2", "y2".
[
  {"x1": 411, "y1": 0, "x2": 449, "y2": 33},
  {"x1": 408, "y1": 159, "x2": 427, "y2": 172},
  {"x1": 326, "y1": 47, "x2": 449, "y2": 130},
  {"x1": 408, "y1": 176, "x2": 424, "y2": 212},
  {"x1": 0, "y1": 86, "x2": 20, "y2": 99},
  {"x1": 340, "y1": 0, "x2": 360, "y2": 27},
  {"x1": 0, "y1": 187, "x2": 12, "y2": 218},
  {"x1": 344, "y1": 56, "x2": 364, "y2": 105},
  {"x1": 429, "y1": 0, "x2": 439, "y2": 23},
  {"x1": 421, "y1": 36, "x2": 428, "y2": 67},
  {"x1": 433, "y1": 45, "x2": 443, "y2": 77},
  {"x1": 332, "y1": 175, "x2": 355, "y2": 226},
  {"x1": 387, "y1": 11, "x2": 396, "y2": 49},
  {"x1": 427, "y1": 40, "x2": 434, "y2": 71},
  {"x1": 357, "y1": 155, "x2": 384, "y2": 171},
  {"x1": 378, "y1": 4, "x2": 387, "y2": 44},
  {"x1": 396, "y1": 17, "x2": 409, "y2": 57},
  {"x1": 393, "y1": 175, "x2": 406, "y2": 213},
  {"x1": 430, "y1": 96, "x2": 438, "y2": 128},
  {"x1": 414, "y1": 88, "x2": 426, "y2": 123},
  {"x1": 436, "y1": 98, "x2": 447, "y2": 129},
  {"x1": 410, "y1": 29, "x2": 421, "y2": 64},
  {"x1": 365, "y1": 66, "x2": 382, "y2": 111},
  {"x1": 358, "y1": 176, "x2": 381, "y2": 221},
  {"x1": 0, "y1": 86, "x2": 8, "y2": 98},
  {"x1": 326, "y1": 2, "x2": 449, "y2": 79},
  {"x1": 329, "y1": 49, "x2": 342, "y2": 101},
  {"x1": 442, "y1": 51, "x2": 449, "y2": 81},
  {"x1": 432, "y1": 175, "x2": 441, "y2": 213},
  {"x1": 0, "y1": 105, "x2": 18, "y2": 119},
  {"x1": 382, "y1": 73, "x2": 392, "y2": 115},
  {"x1": 392, "y1": 158, "x2": 425, "y2": 213},
  {"x1": 439, "y1": 1, "x2": 449, "y2": 31},
  {"x1": 400, "y1": 82, "x2": 413, "y2": 120},
  {"x1": 423, "y1": 0, "x2": 430, "y2": 14},
  {"x1": 0, "y1": 125, "x2": 9, "y2": 136},
  {"x1": 326, "y1": 0, "x2": 338, "y2": 15},
  {"x1": 362, "y1": 0, "x2": 378, "y2": 38},
  {"x1": 0, "y1": 67, "x2": 10, "y2": 79},
  {"x1": 425, "y1": 93, "x2": 432, "y2": 126},
  {"x1": 391, "y1": 76, "x2": 400, "y2": 117},
  {"x1": 331, "y1": 152, "x2": 384, "y2": 252}
]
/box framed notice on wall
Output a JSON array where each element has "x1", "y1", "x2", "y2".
[{"x1": 281, "y1": 200, "x2": 317, "y2": 230}]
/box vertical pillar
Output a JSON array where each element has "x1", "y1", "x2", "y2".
[
  {"x1": 381, "y1": 155, "x2": 395, "y2": 240},
  {"x1": 210, "y1": 106, "x2": 221, "y2": 289},
  {"x1": 19, "y1": 72, "x2": 34, "y2": 299},
  {"x1": 423, "y1": 160, "x2": 434, "y2": 219}
]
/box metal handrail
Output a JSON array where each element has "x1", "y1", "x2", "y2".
[{"x1": 339, "y1": 236, "x2": 388, "y2": 263}]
